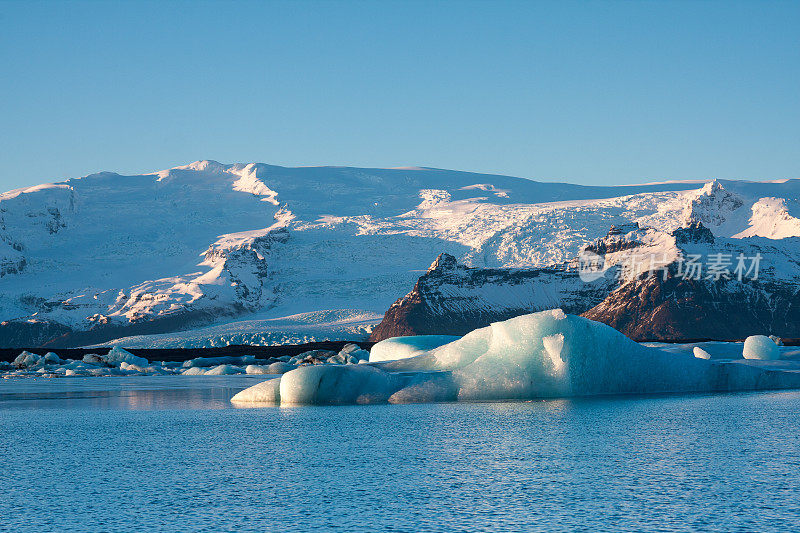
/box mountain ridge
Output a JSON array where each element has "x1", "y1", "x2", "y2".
[{"x1": 0, "y1": 161, "x2": 797, "y2": 347}]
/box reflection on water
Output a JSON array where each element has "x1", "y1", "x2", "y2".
[
  {"x1": 0, "y1": 375, "x2": 268, "y2": 410},
  {"x1": 2, "y1": 377, "x2": 800, "y2": 532}
]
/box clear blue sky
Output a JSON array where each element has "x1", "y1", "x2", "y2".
[{"x1": 1, "y1": 0, "x2": 798, "y2": 190}]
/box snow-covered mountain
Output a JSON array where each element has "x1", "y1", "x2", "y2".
[
  {"x1": 372, "y1": 221, "x2": 800, "y2": 341},
  {"x1": 0, "y1": 160, "x2": 798, "y2": 347}
]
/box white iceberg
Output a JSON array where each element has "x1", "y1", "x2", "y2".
[
  {"x1": 82, "y1": 347, "x2": 148, "y2": 368},
  {"x1": 338, "y1": 343, "x2": 370, "y2": 362},
  {"x1": 743, "y1": 335, "x2": 781, "y2": 360},
  {"x1": 693, "y1": 347, "x2": 712, "y2": 359},
  {"x1": 244, "y1": 362, "x2": 295, "y2": 374},
  {"x1": 13, "y1": 351, "x2": 44, "y2": 369},
  {"x1": 43, "y1": 352, "x2": 63, "y2": 364},
  {"x1": 203, "y1": 364, "x2": 243, "y2": 375},
  {"x1": 369, "y1": 335, "x2": 461, "y2": 362},
  {"x1": 182, "y1": 355, "x2": 256, "y2": 368},
  {"x1": 102, "y1": 347, "x2": 149, "y2": 367},
  {"x1": 180, "y1": 366, "x2": 207, "y2": 376},
  {"x1": 233, "y1": 310, "x2": 800, "y2": 406}
]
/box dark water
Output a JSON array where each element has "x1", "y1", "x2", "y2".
[{"x1": 1, "y1": 376, "x2": 799, "y2": 532}]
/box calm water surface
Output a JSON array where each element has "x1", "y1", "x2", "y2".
[{"x1": 1, "y1": 375, "x2": 799, "y2": 532}]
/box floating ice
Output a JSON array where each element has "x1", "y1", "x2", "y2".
[
  {"x1": 245, "y1": 364, "x2": 271, "y2": 374},
  {"x1": 13, "y1": 351, "x2": 44, "y2": 369},
  {"x1": 11, "y1": 350, "x2": 64, "y2": 369},
  {"x1": 234, "y1": 310, "x2": 800, "y2": 406},
  {"x1": 102, "y1": 347, "x2": 149, "y2": 367},
  {"x1": 43, "y1": 352, "x2": 62, "y2": 364},
  {"x1": 743, "y1": 335, "x2": 781, "y2": 360},
  {"x1": 245, "y1": 362, "x2": 295, "y2": 374},
  {"x1": 693, "y1": 347, "x2": 712, "y2": 359},
  {"x1": 231, "y1": 378, "x2": 281, "y2": 403},
  {"x1": 119, "y1": 361, "x2": 147, "y2": 373},
  {"x1": 203, "y1": 364, "x2": 243, "y2": 376},
  {"x1": 769, "y1": 335, "x2": 784, "y2": 346},
  {"x1": 182, "y1": 355, "x2": 256, "y2": 368},
  {"x1": 339, "y1": 343, "x2": 370, "y2": 362},
  {"x1": 279, "y1": 364, "x2": 403, "y2": 405},
  {"x1": 369, "y1": 335, "x2": 461, "y2": 362}
]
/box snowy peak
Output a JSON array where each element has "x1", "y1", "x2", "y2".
[
  {"x1": 683, "y1": 180, "x2": 745, "y2": 230},
  {"x1": 171, "y1": 159, "x2": 228, "y2": 173},
  {"x1": 676, "y1": 178, "x2": 800, "y2": 240},
  {"x1": 734, "y1": 197, "x2": 800, "y2": 239}
]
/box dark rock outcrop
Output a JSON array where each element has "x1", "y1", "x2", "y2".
[
  {"x1": 672, "y1": 221, "x2": 715, "y2": 244},
  {"x1": 369, "y1": 253, "x2": 612, "y2": 341},
  {"x1": 582, "y1": 274, "x2": 800, "y2": 340}
]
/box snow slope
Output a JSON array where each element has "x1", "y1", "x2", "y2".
[{"x1": 0, "y1": 160, "x2": 797, "y2": 347}]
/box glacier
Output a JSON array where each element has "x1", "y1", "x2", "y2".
[
  {"x1": 231, "y1": 310, "x2": 800, "y2": 406},
  {"x1": 3, "y1": 160, "x2": 800, "y2": 347}
]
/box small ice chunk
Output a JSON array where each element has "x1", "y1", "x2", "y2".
[
  {"x1": 63, "y1": 360, "x2": 91, "y2": 370},
  {"x1": 327, "y1": 354, "x2": 346, "y2": 365},
  {"x1": 245, "y1": 364, "x2": 271, "y2": 374},
  {"x1": 743, "y1": 335, "x2": 781, "y2": 360},
  {"x1": 294, "y1": 350, "x2": 337, "y2": 365},
  {"x1": 204, "y1": 364, "x2": 243, "y2": 375},
  {"x1": 339, "y1": 344, "x2": 370, "y2": 361},
  {"x1": 82, "y1": 354, "x2": 104, "y2": 365},
  {"x1": 13, "y1": 351, "x2": 42, "y2": 369},
  {"x1": 103, "y1": 347, "x2": 149, "y2": 367},
  {"x1": 182, "y1": 355, "x2": 256, "y2": 368},
  {"x1": 245, "y1": 362, "x2": 294, "y2": 374},
  {"x1": 43, "y1": 352, "x2": 62, "y2": 364},
  {"x1": 267, "y1": 362, "x2": 295, "y2": 374},
  {"x1": 339, "y1": 343, "x2": 360, "y2": 355},
  {"x1": 120, "y1": 361, "x2": 142, "y2": 373},
  {"x1": 550, "y1": 309, "x2": 567, "y2": 320},
  {"x1": 693, "y1": 347, "x2": 712, "y2": 360}
]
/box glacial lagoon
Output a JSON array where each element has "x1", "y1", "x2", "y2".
[{"x1": 2, "y1": 375, "x2": 800, "y2": 532}]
